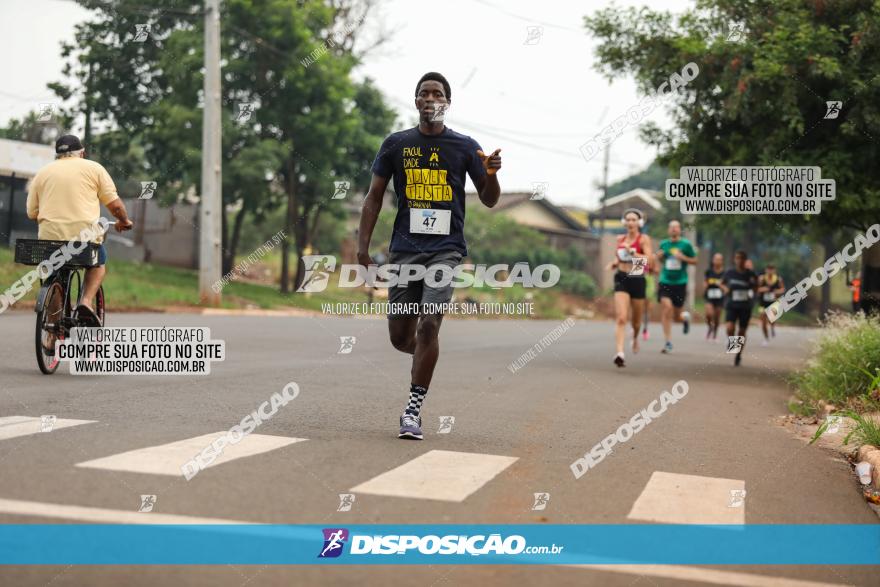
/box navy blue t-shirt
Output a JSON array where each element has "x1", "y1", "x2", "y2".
[{"x1": 371, "y1": 126, "x2": 486, "y2": 256}]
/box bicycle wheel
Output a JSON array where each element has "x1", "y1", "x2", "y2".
[{"x1": 35, "y1": 281, "x2": 65, "y2": 375}]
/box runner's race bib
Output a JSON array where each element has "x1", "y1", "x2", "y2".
[
  {"x1": 665, "y1": 257, "x2": 682, "y2": 271},
  {"x1": 707, "y1": 288, "x2": 723, "y2": 300},
  {"x1": 763, "y1": 292, "x2": 776, "y2": 302},
  {"x1": 629, "y1": 257, "x2": 647, "y2": 276},
  {"x1": 731, "y1": 290, "x2": 749, "y2": 302},
  {"x1": 410, "y1": 209, "x2": 451, "y2": 235}
]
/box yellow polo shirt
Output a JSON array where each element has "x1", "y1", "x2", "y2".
[{"x1": 26, "y1": 157, "x2": 119, "y2": 244}]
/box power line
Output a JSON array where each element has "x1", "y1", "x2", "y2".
[
  {"x1": 453, "y1": 119, "x2": 639, "y2": 171},
  {"x1": 471, "y1": 0, "x2": 585, "y2": 33}
]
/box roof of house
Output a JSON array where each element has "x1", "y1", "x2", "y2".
[
  {"x1": 594, "y1": 188, "x2": 663, "y2": 212},
  {"x1": 0, "y1": 138, "x2": 54, "y2": 179},
  {"x1": 468, "y1": 191, "x2": 588, "y2": 232},
  {"x1": 560, "y1": 205, "x2": 589, "y2": 227}
]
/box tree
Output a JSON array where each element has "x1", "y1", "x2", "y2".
[
  {"x1": 0, "y1": 111, "x2": 64, "y2": 145},
  {"x1": 606, "y1": 161, "x2": 668, "y2": 197},
  {"x1": 585, "y1": 0, "x2": 880, "y2": 313},
  {"x1": 49, "y1": 0, "x2": 394, "y2": 287}
]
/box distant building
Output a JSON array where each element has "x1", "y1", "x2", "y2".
[
  {"x1": 464, "y1": 191, "x2": 602, "y2": 284},
  {"x1": 586, "y1": 188, "x2": 663, "y2": 233},
  {"x1": 0, "y1": 138, "x2": 54, "y2": 246}
]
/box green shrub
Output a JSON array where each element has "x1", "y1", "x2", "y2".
[
  {"x1": 810, "y1": 410, "x2": 880, "y2": 447},
  {"x1": 558, "y1": 272, "x2": 597, "y2": 298},
  {"x1": 842, "y1": 411, "x2": 880, "y2": 447},
  {"x1": 791, "y1": 312, "x2": 880, "y2": 412}
]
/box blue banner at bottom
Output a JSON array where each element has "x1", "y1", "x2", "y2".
[{"x1": 0, "y1": 525, "x2": 878, "y2": 564}]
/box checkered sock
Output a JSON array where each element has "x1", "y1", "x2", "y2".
[{"x1": 405, "y1": 384, "x2": 428, "y2": 417}]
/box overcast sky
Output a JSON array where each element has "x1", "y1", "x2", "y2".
[{"x1": 0, "y1": 0, "x2": 691, "y2": 209}]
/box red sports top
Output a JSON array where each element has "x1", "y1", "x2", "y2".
[{"x1": 616, "y1": 233, "x2": 645, "y2": 263}]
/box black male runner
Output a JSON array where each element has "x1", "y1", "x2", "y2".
[{"x1": 357, "y1": 72, "x2": 502, "y2": 439}]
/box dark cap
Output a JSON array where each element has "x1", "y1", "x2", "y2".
[{"x1": 55, "y1": 134, "x2": 84, "y2": 154}]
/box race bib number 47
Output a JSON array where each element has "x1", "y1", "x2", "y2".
[{"x1": 410, "y1": 209, "x2": 451, "y2": 235}]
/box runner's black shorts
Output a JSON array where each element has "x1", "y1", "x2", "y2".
[
  {"x1": 726, "y1": 305, "x2": 752, "y2": 329},
  {"x1": 387, "y1": 250, "x2": 463, "y2": 319},
  {"x1": 658, "y1": 282, "x2": 686, "y2": 308},
  {"x1": 613, "y1": 271, "x2": 646, "y2": 299}
]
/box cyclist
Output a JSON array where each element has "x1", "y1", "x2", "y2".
[
  {"x1": 703, "y1": 253, "x2": 725, "y2": 341},
  {"x1": 26, "y1": 134, "x2": 133, "y2": 334},
  {"x1": 757, "y1": 263, "x2": 785, "y2": 345},
  {"x1": 608, "y1": 208, "x2": 654, "y2": 367}
]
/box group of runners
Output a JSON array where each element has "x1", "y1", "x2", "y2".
[
  {"x1": 357, "y1": 71, "x2": 794, "y2": 441},
  {"x1": 609, "y1": 208, "x2": 787, "y2": 368}
]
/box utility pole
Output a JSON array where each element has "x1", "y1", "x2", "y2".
[
  {"x1": 599, "y1": 144, "x2": 609, "y2": 233},
  {"x1": 199, "y1": 0, "x2": 222, "y2": 305},
  {"x1": 685, "y1": 222, "x2": 697, "y2": 309},
  {"x1": 84, "y1": 61, "x2": 93, "y2": 148}
]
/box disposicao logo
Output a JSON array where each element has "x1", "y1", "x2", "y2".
[{"x1": 318, "y1": 528, "x2": 349, "y2": 558}]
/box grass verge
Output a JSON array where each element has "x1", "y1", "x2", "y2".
[{"x1": 790, "y1": 312, "x2": 880, "y2": 413}]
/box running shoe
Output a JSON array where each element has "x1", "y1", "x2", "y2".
[
  {"x1": 661, "y1": 341, "x2": 673, "y2": 354},
  {"x1": 761, "y1": 339, "x2": 769, "y2": 347},
  {"x1": 614, "y1": 353, "x2": 625, "y2": 368},
  {"x1": 642, "y1": 328, "x2": 649, "y2": 341},
  {"x1": 398, "y1": 412, "x2": 423, "y2": 440},
  {"x1": 682, "y1": 311, "x2": 691, "y2": 335},
  {"x1": 76, "y1": 304, "x2": 101, "y2": 327}
]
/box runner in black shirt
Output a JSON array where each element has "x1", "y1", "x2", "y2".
[
  {"x1": 757, "y1": 263, "x2": 786, "y2": 345},
  {"x1": 703, "y1": 253, "x2": 725, "y2": 341},
  {"x1": 720, "y1": 250, "x2": 758, "y2": 366},
  {"x1": 358, "y1": 72, "x2": 502, "y2": 440}
]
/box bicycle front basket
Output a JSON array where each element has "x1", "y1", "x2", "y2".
[{"x1": 14, "y1": 239, "x2": 101, "y2": 268}]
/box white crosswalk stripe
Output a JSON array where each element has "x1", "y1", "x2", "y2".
[
  {"x1": 0, "y1": 416, "x2": 96, "y2": 441},
  {"x1": 566, "y1": 565, "x2": 847, "y2": 587},
  {"x1": 75, "y1": 432, "x2": 307, "y2": 476},
  {"x1": 350, "y1": 449, "x2": 518, "y2": 502},
  {"x1": 628, "y1": 471, "x2": 746, "y2": 524}
]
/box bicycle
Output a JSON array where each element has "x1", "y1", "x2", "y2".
[{"x1": 14, "y1": 221, "x2": 114, "y2": 374}]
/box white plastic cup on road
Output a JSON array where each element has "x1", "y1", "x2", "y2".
[{"x1": 856, "y1": 461, "x2": 873, "y2": 485}]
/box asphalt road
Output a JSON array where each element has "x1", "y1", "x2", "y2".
[{"x1": 0, "y1": 311, "x2": 876, "y2": 586}]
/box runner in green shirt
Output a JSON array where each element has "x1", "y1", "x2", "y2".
[{"x1": 655, "y1": 220, "x2": 698, "y2": 353}]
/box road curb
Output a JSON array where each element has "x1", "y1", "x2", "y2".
[
  {"x1": 779, "y1": 415, "x2": 880, "y2": 516},
  {"x1": 200, "y1": 308, "x2": 322, "y2": 317}
]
